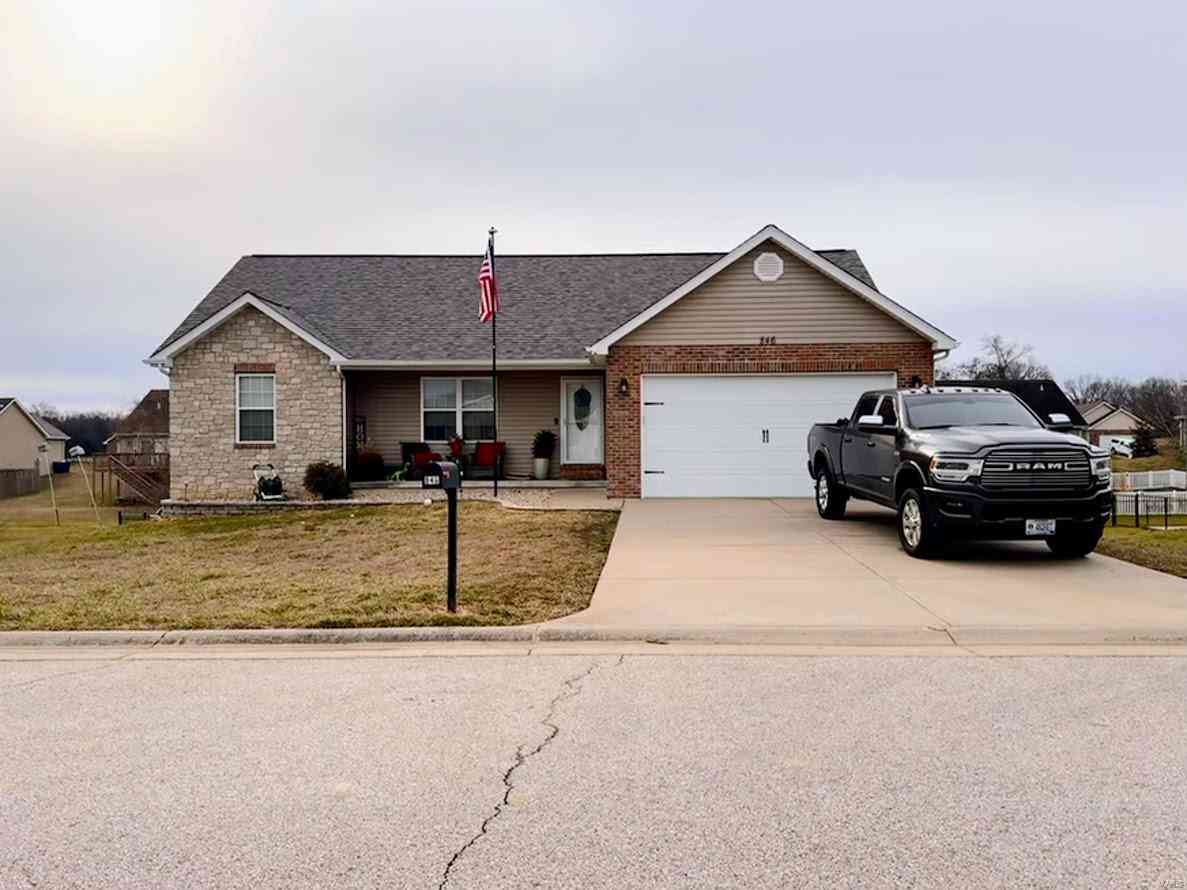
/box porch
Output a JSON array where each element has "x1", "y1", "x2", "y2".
[{"x1": 343, "y1": 368, "x2": 607, "y2": 483}]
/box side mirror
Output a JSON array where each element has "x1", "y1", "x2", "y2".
[{"x1": 857, "y1": 414, "x2": 889, "y2": 431}]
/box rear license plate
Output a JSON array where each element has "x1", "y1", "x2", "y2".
[{"x1": 1026, "y1": 519, "x2": 1057, "y2": 536}]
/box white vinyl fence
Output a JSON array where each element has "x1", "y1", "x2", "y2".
[
  {"x1": 1111, "y1": 469, "x2": 1187, "y2": 491},
  {"x1": 1113, "y1": 491, "x2": 1187, "y2": 517}
]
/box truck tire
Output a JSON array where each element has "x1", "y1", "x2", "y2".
[
  {"x1": 815, "y1": 465, "x2": 848, "y2": 519},
  {"x1": 1046, "y1": 526, "x2": 1103, "y2": 558},
  {"x1": 897, "y1": 488, "x2": 942, "y2": 558}
]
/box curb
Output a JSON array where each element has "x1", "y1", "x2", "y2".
[{"x1": 3, "y1": 624, "x2": 1186, "y2": 648}]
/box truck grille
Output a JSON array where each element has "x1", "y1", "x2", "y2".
[{"x1": 980, "y1": 449, "x2": 1092, "y2": 491}]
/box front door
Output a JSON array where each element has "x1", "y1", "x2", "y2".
[{"x1": 562, "y1": 378, "x2": 604, "y2": 465}]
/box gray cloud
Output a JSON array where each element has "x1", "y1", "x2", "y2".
[{"x1": 2, "y1": 0, "x2": 1184, "y2": 411}]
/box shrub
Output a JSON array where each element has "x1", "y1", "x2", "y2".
[
  {"x1": 532, "y1": 429, "x2": 558, "y2": 459},
  {"x1": 1133, "y1": 425, "x2": 1159, "y2": 458},
  {"x1": 354, "y1": 448, "x2": 385, "y2": 481},
  {"x1": 304, "y1": 462, "x2": 351, "y2": 500}
]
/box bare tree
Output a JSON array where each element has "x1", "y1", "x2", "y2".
[{"x1": 945, "y1": 334, "x2": 1052, "y2": 381}]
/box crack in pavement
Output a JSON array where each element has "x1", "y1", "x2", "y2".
[
  {"x1": 437, "y1": 655, "x2": 622, "y2": 889},
  {"x1": 0, "y1": 633, "x2": 166, "y2": 694}
]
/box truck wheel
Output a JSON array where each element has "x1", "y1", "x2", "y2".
[
  {"x1": 897, "y1": 488, "x2": 941, "y2": 558},
  {"x1": 815, "y1": 466, "x2": 848, "y2": 519},
  {"x1": 1046, "y1": 526, "x2": 1103, "y2": 558}
]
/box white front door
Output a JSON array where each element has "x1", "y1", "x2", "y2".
[
  {"x1": 561, "y1": 378, "x2": 604, "y2": 465},
  {"x1": 640, "y1": 373, "x2": 897, "y2": 498}
]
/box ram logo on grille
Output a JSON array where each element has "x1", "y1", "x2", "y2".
[{"x1": 1004, "y1": 461, "x2": 1068, "y2": 471}]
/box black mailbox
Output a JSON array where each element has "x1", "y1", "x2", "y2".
[{"x1": 421, "y1": 460, "x2": 462, "y2": 491}]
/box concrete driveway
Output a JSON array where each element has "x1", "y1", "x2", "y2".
[{"x1": 562, "y1": 499, "x2": 1187, "y2": 641}]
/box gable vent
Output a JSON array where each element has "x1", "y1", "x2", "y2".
[{"x1": 753, "y1": 252, "x2": 784, "y2": 282}]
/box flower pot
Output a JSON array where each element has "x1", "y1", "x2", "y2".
[{"x1": 533, "y1": 457, "x2": 550, "y2": 480}]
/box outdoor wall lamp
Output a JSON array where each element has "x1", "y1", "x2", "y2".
[{"x1": 617, "y1": 377, "x2": 630, "y2": 397}]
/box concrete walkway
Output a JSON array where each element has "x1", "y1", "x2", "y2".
[{"x1": 562, "y1": 498, "x2": 1187, "y2": 637}]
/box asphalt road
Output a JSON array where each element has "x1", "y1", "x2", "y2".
[{"x1": 3, "y1": 646, "x2": 1186, "y2": 889}]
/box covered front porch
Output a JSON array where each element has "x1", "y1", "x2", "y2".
[{"x1": 343, "y1": 368, "x2": 607, "y2": 483}]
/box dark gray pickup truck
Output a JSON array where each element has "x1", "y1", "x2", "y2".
[{"x1": 807, "y1": 387, "x2": 1113, "y2": 558}]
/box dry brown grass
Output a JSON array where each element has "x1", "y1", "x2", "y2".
[
  {"x1": 1099, "y1": 526, "x2": 1187, "y2": 579},
  {"x1": 0, "y1": 503, "x2": 618, "y2": 630},
  {"x1": 0, "y1": 464, "x2": 120, "y2": 525}
]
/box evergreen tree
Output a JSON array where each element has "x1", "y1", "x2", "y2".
[{"x1": 1132, "y1": 425, "x2": 1158, "y2": 458}]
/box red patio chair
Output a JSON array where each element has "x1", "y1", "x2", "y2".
[{"x1": 468, "y1": 441, "x2": 505, "y2": 480}]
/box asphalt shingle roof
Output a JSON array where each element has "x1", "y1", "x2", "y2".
[{"x1": 155, "y1": 248, "x2": 877, "y2": 362}]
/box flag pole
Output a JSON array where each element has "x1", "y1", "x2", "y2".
[{"x1": 489, "y1": 226, "x2": 498, "y2": 498}]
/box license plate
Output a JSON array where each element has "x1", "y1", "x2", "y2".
[{"x1": 1026, "y1": 519, "x2": 1057, "y2": 536}]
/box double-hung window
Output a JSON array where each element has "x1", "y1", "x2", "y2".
[
  {"x1": 422, "y1": 378, "x2": 495, "y2": 442},
  {"x1": 236, "y1": 374, "x2": 276, "y2": 443}
]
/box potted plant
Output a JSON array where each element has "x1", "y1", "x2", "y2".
[{"x1": 531, "y1": 430, "x2": 557, "y2": 480}]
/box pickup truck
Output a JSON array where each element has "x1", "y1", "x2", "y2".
[{"x1": 806, "y1": 387, "x2": 1113, "y2": 558}]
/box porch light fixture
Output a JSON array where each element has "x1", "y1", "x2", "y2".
[{"x1": 617, "y1": 377, "x2": 630, "y2": 397}]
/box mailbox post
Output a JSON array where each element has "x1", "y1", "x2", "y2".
[{"x1": 422, "y1": 461, "x2": 461, "y2": 612}]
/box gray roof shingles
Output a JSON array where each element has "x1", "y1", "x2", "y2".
[{"x1": 155, "y1": 248, "x2": 877, "y2": 362}]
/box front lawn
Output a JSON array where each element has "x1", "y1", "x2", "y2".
[
  {"x1": 1098, "y1": 526, "x2": 1187, "y2": 579},
  {"x1": 0, "y1": 503, "x2": 618, "y2": 630}
]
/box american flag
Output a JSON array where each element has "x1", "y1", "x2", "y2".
[{"x1": 478, "y1": 236, "x2": 500, "y2": 322}]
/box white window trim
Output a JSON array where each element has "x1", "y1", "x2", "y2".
[
  {"x1": 559, "y1": 376, "x2": 605, "y2": 465},
  {"x1": 235, "y1": 373, "x2": 277, "y2": 445},
  {"x1": 420, "y1": 376, "x2": 497, "y2": 444}
]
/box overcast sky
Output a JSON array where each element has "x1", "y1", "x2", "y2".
[{"x1": 2, "y1": 0, "x2": 1184, "y2": 412}]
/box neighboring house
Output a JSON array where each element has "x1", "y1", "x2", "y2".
[
  {"x1": 0, "y1": 398, "x2": 69, "y2": 476},
  {"x1": 147, "y1": 224, "x2": 957, "y2": 500},
  {"x1": 939, "y1": 379, "x2": 1088, "y2": 438},
  {"x1": 1076, "y1": 400, "x2": 1151, "y2": 448},
  {"x1": 105, "y1": 389, "x2": 170, "y2": 455}
]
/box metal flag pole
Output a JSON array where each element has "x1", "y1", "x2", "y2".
[{"x1": 489, "y1": 226, "x2": 499, "y2": 499}]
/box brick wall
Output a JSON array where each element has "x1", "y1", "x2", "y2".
[
  {"x1": 559, "y1": 463, "x2": 606, "y2": 480},
  {"x1": 605, "y1": 342, "x2": 935, "y2": 497},
  {"x1": 169, "y1": 307, "x2": 343, "y2": 500}
]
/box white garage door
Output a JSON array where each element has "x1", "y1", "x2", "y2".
[{"x1": 640, "y1": 373, "x2": 896, "y2": 498}]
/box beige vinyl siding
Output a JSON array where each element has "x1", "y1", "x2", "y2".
[
  {"x1": 350, "y1": 370, "x2": 599, "y2": 478},
  {"x1": 0, "y1": 405, "x2": 50, "y2": 475},
  {"x1": 621, "y1": 242, "x2": 924, "y2": 346}
]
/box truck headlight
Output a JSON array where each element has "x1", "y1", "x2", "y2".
[
  {"x1": 929, "y1": 455, "x2": 984, "y2": 483},
  {"x1": 1092, "y1": 456, "x2": 1112, "y2": 488}
]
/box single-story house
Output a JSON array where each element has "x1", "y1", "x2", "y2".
[
  {"x1": 105, "y1": 389, "x2": 170, "y2": 455},
  {"x1": 0, "y1": 398, "x2": 69, "y2": 476},
  {"x1": 1076, "y1": 400, "x2": 1151, "y2": 448},
  {"x1": 939, "y1": 379, "x2": 1087, "y2": 438},
  {"x1": 146, "y1": 224, "x2": 957, "y2": 499}
]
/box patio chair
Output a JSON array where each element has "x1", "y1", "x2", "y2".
[
  {"x1": 400, "y1": 441, "x2": 443, "y2": 481},
  {"x1": 467, "y1": 441, "x2": 505, "y2": 480}
]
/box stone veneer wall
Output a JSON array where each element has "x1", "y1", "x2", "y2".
[
  {"x1": 604, "y1": 342, "x2": 935, "y2": 498},
  {"x1": 169, "y1": 307, "x2": 343, "y2": 500}
]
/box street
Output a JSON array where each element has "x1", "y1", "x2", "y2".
[{"x1": 3, "y1": 645, "x2": 1186, "y2": 888}]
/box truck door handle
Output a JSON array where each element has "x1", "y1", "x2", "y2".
[
  {"x1": 866, "y1": 440, "x2": 877, "y2": 448},
  {"x1": 843, "y1": 436, "x2": 853, "y2": 443}
]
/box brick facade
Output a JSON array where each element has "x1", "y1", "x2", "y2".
[
  {"x1": 170, "y1": 307, "x2": 343, "y2": 500},
  {"x1": 604, "y1": 342, "x2": 935, "y2": 497},
  {"x1": 558, "y1": 463, "x2": 606, "y2": 480}
]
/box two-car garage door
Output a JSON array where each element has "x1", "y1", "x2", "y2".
[{"x1": 640, "y1": 373, "x2": 896, "y2": 498}]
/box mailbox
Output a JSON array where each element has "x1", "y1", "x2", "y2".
[{"x1": 421, "y1": 460, "x2": 462, "y2": 491}]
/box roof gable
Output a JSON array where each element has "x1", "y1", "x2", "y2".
[
  {"x1": 0, "y1": 398, "x2": 64, "y2": 440},
  {"x1": 588, "y1": 225, "x2": 957, "y2": 354},
  {"x1": 1089, "y1": 405, "x2": 1149, "y2": 430},
  {"x1": 620, "y1": 241, "x2": 925, "y2": 347}
]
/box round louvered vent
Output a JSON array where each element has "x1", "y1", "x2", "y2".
[{"x1": 753, "y1": 252, "x2": 784, "y2": 282}]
